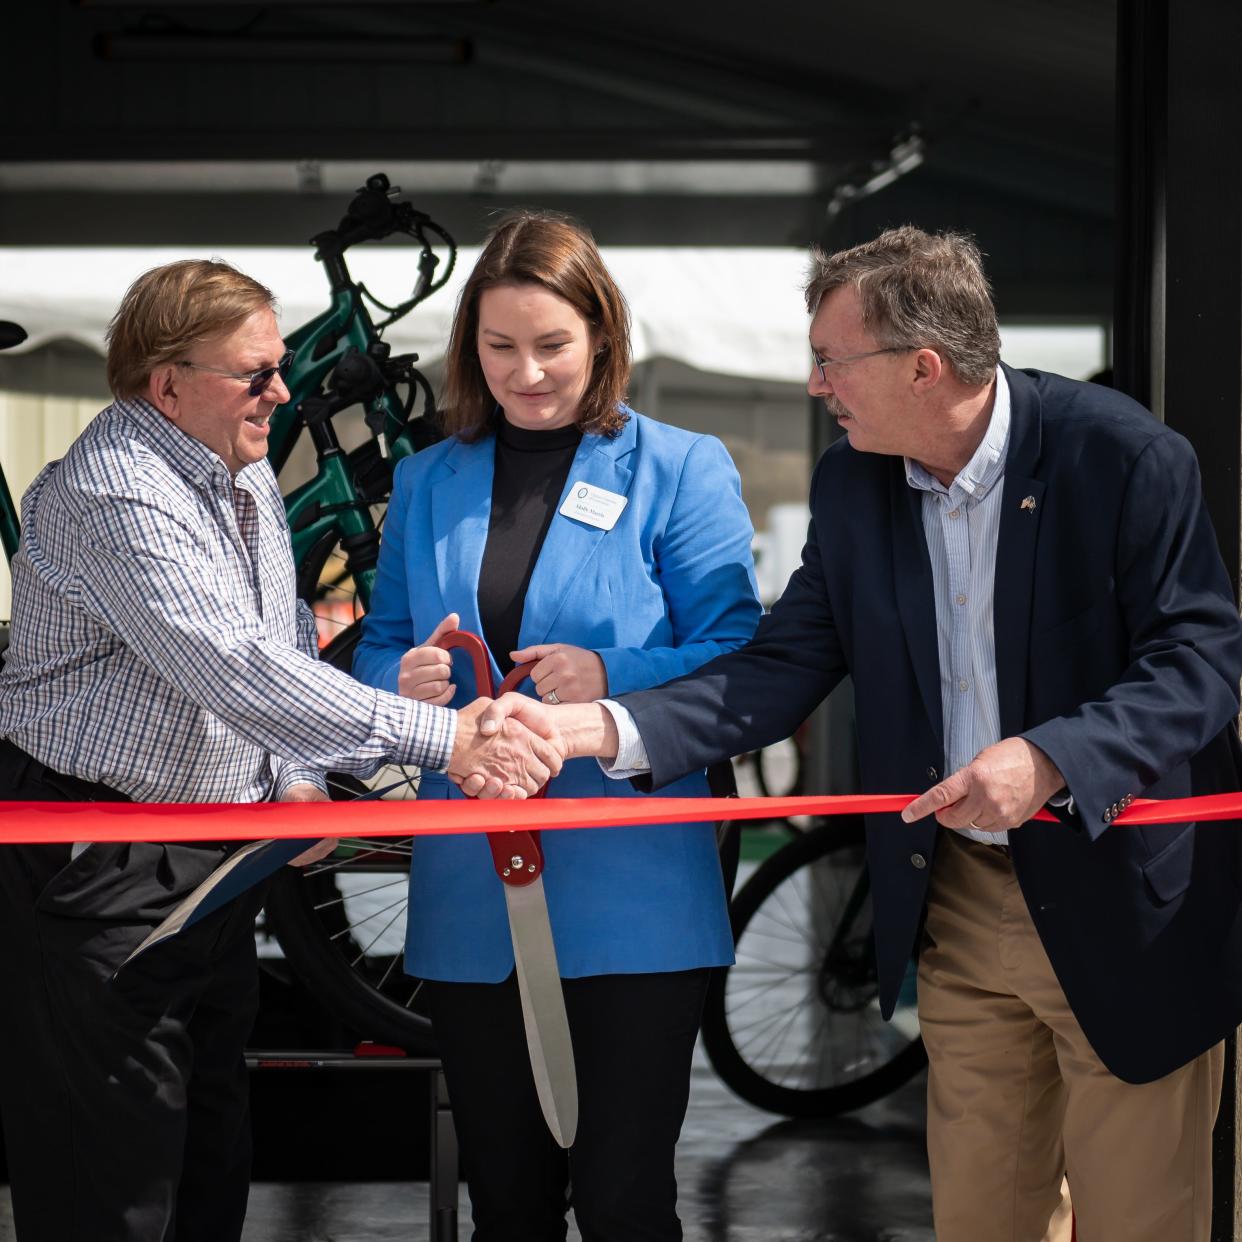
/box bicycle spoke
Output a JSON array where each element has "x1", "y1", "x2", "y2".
[
  {"x1": 350, "y1": 903, "x2": 407, "y2": 966},
  {"x1": 329, "y1": 893, "x2": 407, "y2": 940},
  {"x1": 306, "y1": 842, "x2": 413, "y2": 875},
  {"x1": 376, "y1": 946, "x2": 407, "y2": 991},
  {"x1": 311, "y1": 875, "x2": 407, "y2": 912}
]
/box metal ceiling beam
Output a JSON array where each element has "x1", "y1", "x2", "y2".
[
  {"x1": 307, "y1": 3, "x2": 901, "y2": 130},
  {"x1": 0, "y1": 128, "x2": 885, "y2": 163}
]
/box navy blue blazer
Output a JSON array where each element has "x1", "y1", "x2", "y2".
[{"x1": 620, "y1": 365, "x2": 1242, "y2": 1083}]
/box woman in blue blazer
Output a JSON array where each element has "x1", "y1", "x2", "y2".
[{"x1": 353, "y1": 212, "x2": 761, "y2": 1242}]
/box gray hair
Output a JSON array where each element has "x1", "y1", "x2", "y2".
[{"x1": 804, "y1": 226, "x2": 1001, "y2": 386}]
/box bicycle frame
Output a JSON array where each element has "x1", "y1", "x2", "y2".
[
  {"x1": 1, "y1": 463, "x2": 17, "y2": 565},
  {"x1": 276, "y1": 289, "x2": 397, "y2": 612},
  {"x1": 270, "y1": 177, "x2": 453, "y2": 612}
]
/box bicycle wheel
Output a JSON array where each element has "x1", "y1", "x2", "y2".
[
  {"x1": 263, "y1": 619, "x2": 436, "y2": 1051},
  {"x1": 752, "y1": 733, "x2": 805, "y2": 799},
  {"x1": 295, "y1": 513, "x2": 383, "y2": 651},
  {"x1": 701, "y1": 818, "x2": 926, "y2": 1117}
]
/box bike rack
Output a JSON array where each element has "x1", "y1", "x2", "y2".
[{"x1": 245, "y1": 1049, "x2": 459, "y2": 1241}]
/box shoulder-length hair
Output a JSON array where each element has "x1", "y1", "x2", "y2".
[{"x1": 439, "y1": 211, "x2": 632, "y2": 441}]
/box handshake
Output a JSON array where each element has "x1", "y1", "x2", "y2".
[{"x1": 445, "y1": 694, "x2": 620, "y2": 799}]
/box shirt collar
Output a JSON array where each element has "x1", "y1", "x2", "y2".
[
  {"x1": 904, "y1": 366, "x2": 1011, "y2": 503},
  {"x1": 113, "y1": 396, "x2": 265, "y2": 491}
]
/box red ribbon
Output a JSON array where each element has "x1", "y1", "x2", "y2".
[{"x1": 1, "y1": 791, "x2": 1240, "y2": 845}]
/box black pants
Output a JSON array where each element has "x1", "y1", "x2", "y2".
[
  {"x1": 425, "y1": 967, "x2": 711, "y2": 1242},
  {"x1": 0, "y1": 738, "x2": 263, "y2": 1242}
]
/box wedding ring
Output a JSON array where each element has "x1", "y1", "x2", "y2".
[
  {"x1": 545, "y1": 690, "x2": 561, "y2": 705},
  {"x1": 968, "y1": 821, "x2": 982, "y2": 829}
]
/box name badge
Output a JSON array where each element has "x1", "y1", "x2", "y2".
[{"x1": 559, "y1": 482, "x2": 628, "y2": 531}]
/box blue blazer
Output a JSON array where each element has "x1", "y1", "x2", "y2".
[
  {"x1": 354, "y1": 408, "x2": 762, "y2": 981},
  {"x1": 619, "y1": 366, "x2": 1242, "y2": 1084}
]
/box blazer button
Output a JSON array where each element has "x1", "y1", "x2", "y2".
[
  {"x1": 926, "y1": 766, "x2": 939, "y2": 781},
  {"x1": 911, "y1": 853, "x2": 928, "y2": 869},
  {"x1": 1102, "y1": 808, "x2": 1113, "y2": 823}
]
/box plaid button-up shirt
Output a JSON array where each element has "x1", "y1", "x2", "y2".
[{"x1": 0, "y1": 397, "x2": 454, "y2": 802}]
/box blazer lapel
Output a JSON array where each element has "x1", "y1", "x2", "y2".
[
  {"x1": 889, "y1": 466, "x2": 944, "y2": 751},
  {"x1": 519, "y1": 419, "x2": 636, "y2": 649},
  {"x1": 431, "y1": 436, "x2": 494, "y2": 664},
  {"x1": 993, "y1": 365, "x2": 1045, "y2": 738}
]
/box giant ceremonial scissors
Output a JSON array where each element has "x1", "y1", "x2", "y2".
[{"x1": 437, "y1": 629, "x2": 578, "y2": 1148}]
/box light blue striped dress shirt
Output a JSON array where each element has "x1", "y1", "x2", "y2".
[{"x1": 903, "y1": 368, "x2": 1011, "y2": 845}]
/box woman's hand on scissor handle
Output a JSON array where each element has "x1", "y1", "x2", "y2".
[
  {"x1": 509, "y1": 643, "x2": 607, "y2": 705},
  {"x1": 398, "y1": 613, "x2": 460, "y2": 705}
]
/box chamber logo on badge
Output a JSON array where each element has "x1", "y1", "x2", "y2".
[{"x1": 560, "y1": 481, "x2": 628, "y2": 530}]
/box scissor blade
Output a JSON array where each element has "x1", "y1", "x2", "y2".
[{"x1": 505, "y1": 877, "x2": 578, "y2": 1148}]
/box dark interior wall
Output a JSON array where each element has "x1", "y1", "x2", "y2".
[{"x1": 0, "y1": 1, "x2": 1116, "y2": 321}]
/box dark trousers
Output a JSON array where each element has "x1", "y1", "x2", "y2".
[
  {"x1": 0, "y1": 738, "x2": 263, "y2": 1242},
  {"x1": 425, "y1": 967, "x2": 710, "y2": 1242}
]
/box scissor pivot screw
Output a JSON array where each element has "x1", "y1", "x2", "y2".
[{"x1": 510, "y1": 854, "x2": 525, "y2": 869}]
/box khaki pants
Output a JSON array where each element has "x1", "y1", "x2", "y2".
[{"x1": 917, "y1": 829, "x2": 1223, "y2": 1242}]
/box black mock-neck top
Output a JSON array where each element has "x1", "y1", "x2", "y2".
[{"x1": 477, "y1": 416, "x2": 583, "y2": 675}]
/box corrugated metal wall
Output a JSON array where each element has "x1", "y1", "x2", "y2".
[{"x1": 0, "y1": 390, "x2": 107, "y2": 615}]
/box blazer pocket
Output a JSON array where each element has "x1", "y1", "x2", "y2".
[{"x1": 1141, "y1": 825, "x2": 1196, "y2": 904}]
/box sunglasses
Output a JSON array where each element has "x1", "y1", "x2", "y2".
[{"x1": 180, "y1": 349, "x2": 294, "y2": 397}]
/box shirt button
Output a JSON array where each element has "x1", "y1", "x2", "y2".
[
  {"x1": 947, "y1": 508, "x2": 960, "y2": 518},
  {"x1": 958, "y1": 678, "x2": 969, "y2": 692},
  {"x1": 911, "y1": 853, "x2": 928, "y2": 869},
  {"x1": 955, "y1": 594, "x2": 967, "y2": 605}
]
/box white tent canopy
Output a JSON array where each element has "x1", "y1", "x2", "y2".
[
  {"x1": 0, "y1": 247, "x2": 1108, "y2": 386},
  {"x1": 0, "y1": 246, "x2": 816, "y2": 385}
]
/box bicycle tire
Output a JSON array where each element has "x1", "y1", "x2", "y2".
[
  {"x1": 263, "y1": 618, "x2": 437, "y2": 1052},
  {"x1": 295, "y1": 515, "x2": 384, "y2": 652},
  {"x1": 701, "y1": 818, "x2": 926, "y2": 1117},
  {"x1": 752, "y1": 734, "x2": 805, "y2": 799}
]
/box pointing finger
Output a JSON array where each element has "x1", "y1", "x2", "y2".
[{"x1": 902, "y1": 769, "x2": 971, "y2": 823}]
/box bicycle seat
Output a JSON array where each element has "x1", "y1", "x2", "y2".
[{"x1": 0, "y1": 321, "x2": 27, "y2": 350}]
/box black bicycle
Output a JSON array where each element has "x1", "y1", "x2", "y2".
[{"x1": 701, "y1": 817, "x2": 926, "y2": 1117}]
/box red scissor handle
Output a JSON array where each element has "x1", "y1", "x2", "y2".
[{"x1": 435, "y1": 629, "x2": 546, "y2": 887}]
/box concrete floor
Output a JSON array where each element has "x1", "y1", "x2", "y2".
[{"x1": 1, "y1": 1046, "x2": 932, "y2": 1241}]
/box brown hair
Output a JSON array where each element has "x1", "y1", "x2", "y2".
[
  {"x1": 804, "y1": 225, "x2": 1001, "y2": 386},
  {"x1": 439, "y1": 211, "x2": 632, "y2": 440},
  {"x1": 105, "y1": 259, "x2": 276, "y2": 399}
]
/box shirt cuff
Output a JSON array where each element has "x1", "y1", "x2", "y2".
[
  {"x1": 274, "y1": 764, "x2": 329, "y2": 799},
  {"x1": 393, "y1": 700, "x2": 457, "y2": 773},
  {"x1": 596, "y1": 699, "x2": 651, "y2": 778},
  {"x1": 1048, "y1": 789, "x2": 1077, "y2": 816}
]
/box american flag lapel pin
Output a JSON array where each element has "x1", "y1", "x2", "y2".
[{"x1": 1020, "y1": 495, "x2": 1037, "y2": 513}]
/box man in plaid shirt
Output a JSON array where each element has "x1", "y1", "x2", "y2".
[{"x1": 0, "y1": 260, "x2": 558, "y2": 1242}]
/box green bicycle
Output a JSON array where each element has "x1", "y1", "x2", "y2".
[{"x1": 272, "y1": 171, "x2": 455, "y2": 668}]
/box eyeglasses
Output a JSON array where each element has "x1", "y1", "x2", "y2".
[
  {"x1": 811, "y1": 346, "x2": 911, "y2": 384},
  {"x1": 180, "y1": 349, "x2": 294, "y2": 397}
]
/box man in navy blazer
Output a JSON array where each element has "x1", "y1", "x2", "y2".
[{"x1": 476, "y1": 226, "x2": 1242, "y2": 1241}]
